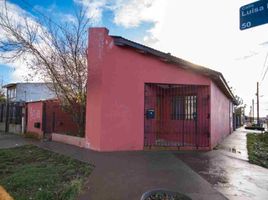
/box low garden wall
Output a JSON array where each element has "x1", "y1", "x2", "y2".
[{"x1": 52, "y1": 133, "x2": 85, "y2": 148}]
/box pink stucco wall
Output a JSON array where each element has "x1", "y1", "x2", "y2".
[
  {"x1": 86, "y1": 28, "x2": 214, "y2": 151},
  {"x1": 210, "y1": 81, "x2": 232, "y2": 148},
  {"x1": 26, "y1": 101, "x2": 43, "y2": 138}
]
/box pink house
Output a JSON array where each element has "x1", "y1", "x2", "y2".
[{"x1": 85, "y1": 27, "x2": 236, "y2": 152}]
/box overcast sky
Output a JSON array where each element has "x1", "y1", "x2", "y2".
[{"x1": 0, "y1": 0, "x2": 268, "y2": 117}]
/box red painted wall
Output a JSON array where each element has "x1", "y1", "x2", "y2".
[
  {"x1": 26, "y1": 101, "x2": 43, "y2": 137},
  {"x1": 27, "y1": 100, "x2": 78, "y2": 137},
  {"x1": 86, "y1": 28, "x2": 214, "y2": 151},
  {"x1": 210, "y1": 81, "x2": 232, "y2": 148},
  {"x1": 44, "y1": 100, "x2": 79, "y2": 136}
]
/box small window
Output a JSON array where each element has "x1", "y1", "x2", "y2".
[
  {"x1": 172, "y1": 95, "x2": 197, "y2": 120},
  {"x1": 171, "y1": 96, "x2": 184, "y2": 120},
  {"x1": 185, "y1": 96, "x2": 197, "y2": 120},
  {"x1": 8, "y1": 88, "x2": 16, "y2": 100},
  {"x1": 13, "y1": 89, "x2": 16, "y2": 99}
]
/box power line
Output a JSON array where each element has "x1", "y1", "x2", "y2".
[
  {"x1": 261, "y1": 63, "x2": 268, "y2": 83},
  {"x1": 259, "y1": 51, "x2": 268, "y2": 82}
]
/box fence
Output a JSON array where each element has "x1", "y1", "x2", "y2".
[{"x1": 0, "y1": 102, "x2": 24, "y2": 132}]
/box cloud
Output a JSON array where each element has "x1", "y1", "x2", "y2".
[
  {"x1": 113, "y1": 0, "x2": 158, "y2": 28},
  {"x1": 0, "y1": 1, "x2": 47, "y2": 82},
  {"x1": 73, "y1": 0, "x2": 166, "y2": 49},
  {"x1": 73, "y1": 0, "x2": 166, "y2": 34},
  {"x1": 112, "y1": 0, "x2": 167, "y2": 49},
  {"x1": 74, "y1": 0, "x2": 109, "y2": 24}
]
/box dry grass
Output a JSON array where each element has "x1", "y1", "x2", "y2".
[{"x1": 0, "y1": 145, "x2": 93, "y2": 200}]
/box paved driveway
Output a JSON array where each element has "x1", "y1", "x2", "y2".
[{"x1": 0, "y1": 133, "x2": 226, "y2": 200}]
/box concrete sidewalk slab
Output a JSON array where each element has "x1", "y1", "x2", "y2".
[{"x1": 216, "y1": 127, "x2": 249, "y2": 161}]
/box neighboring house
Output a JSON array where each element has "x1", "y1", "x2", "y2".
[
  {"x1": 3, "y1": 82, "x2": 56, "y2": 102},
  {"x1": 85, "y1": 28, "x2": 237, "y2": 151},
  {"x1": 234, "y1": 106, "x2": 245, "y2": 129},
  {"x1": 0, "y1": 82, "x2": 56, "y2": 133}
]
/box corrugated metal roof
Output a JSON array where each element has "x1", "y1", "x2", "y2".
[
  {"x1": 2, "y1": 82, "x2": 51, "y2": 88},
  {"x1": 2, "y1": 83, "x2": 17, "y2": 88},
  {"x1": 112, "y1": 36, "x2": 237, "y2": 104}
]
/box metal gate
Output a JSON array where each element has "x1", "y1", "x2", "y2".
[{"x1": 144, "y1": 83, "x2": 210, "y2": 148}]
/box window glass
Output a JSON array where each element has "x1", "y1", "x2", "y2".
[
  {"x1": 171, "y1": 96, "x2": 184, "y2": 120},
  {"x1": 172, "y1": 95, "x2": 197, "y2": 120}
]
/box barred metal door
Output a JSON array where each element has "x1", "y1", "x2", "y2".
[{"x1": 144, "y1": 83, "x2": 210, "y2": 148}]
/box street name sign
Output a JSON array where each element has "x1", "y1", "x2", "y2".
[{"x1": 240, "y1": 0, "x2": 268, "y2": 30}]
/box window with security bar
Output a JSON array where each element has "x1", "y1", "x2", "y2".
[{"x1": 172, "y1": 95, "x2": 197, "y2": 120}]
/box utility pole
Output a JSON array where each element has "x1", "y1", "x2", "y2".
[
  {"x1": 249, "y1": 105, "x2": 252, "y2": 122},
  {"x1": 252, "y1": 99, "x2": 254, "y2": 123},
  {"x1": 257, "y1": 82, "x2": 260, "y2": 126}
]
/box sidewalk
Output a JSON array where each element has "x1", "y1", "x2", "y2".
[
  {"x1": 176, "y1": 127, "x2": 268, "y2": 200},
  {"x1": 217, "y1": 127, "x2": 249, "y2": 161},
  {"x1": 0, "y1": 133, "x2": 226, "y2": 200},
  {"x1": 0, "y1": 132, "x2": 37, "y2": 148}
]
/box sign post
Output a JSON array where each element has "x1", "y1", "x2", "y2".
[{"x1": 240, "y1": 0, "x2": 268, "y2": 30}]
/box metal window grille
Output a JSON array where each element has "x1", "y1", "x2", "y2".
[
  {"x1": 7, "y1": 103, "x2": 22, "y2": 124},
  {"x1": 144, "y1": 83, "x2": 210, "y2": 148}
]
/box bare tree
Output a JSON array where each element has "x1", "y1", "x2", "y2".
[
  {"x1": 0, "y1": 2, "x2": 89, "y2": 136},
  {"x1": 0, "y1": 90, "x2": 5, "y2": 102},
  {"x1": 235, "y1": 95, "x2": 243, "y2": 106}
]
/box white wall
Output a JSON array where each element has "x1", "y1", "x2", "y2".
[{"x1": 15, "y1": 83, "x2": 56, "y2": 102}]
